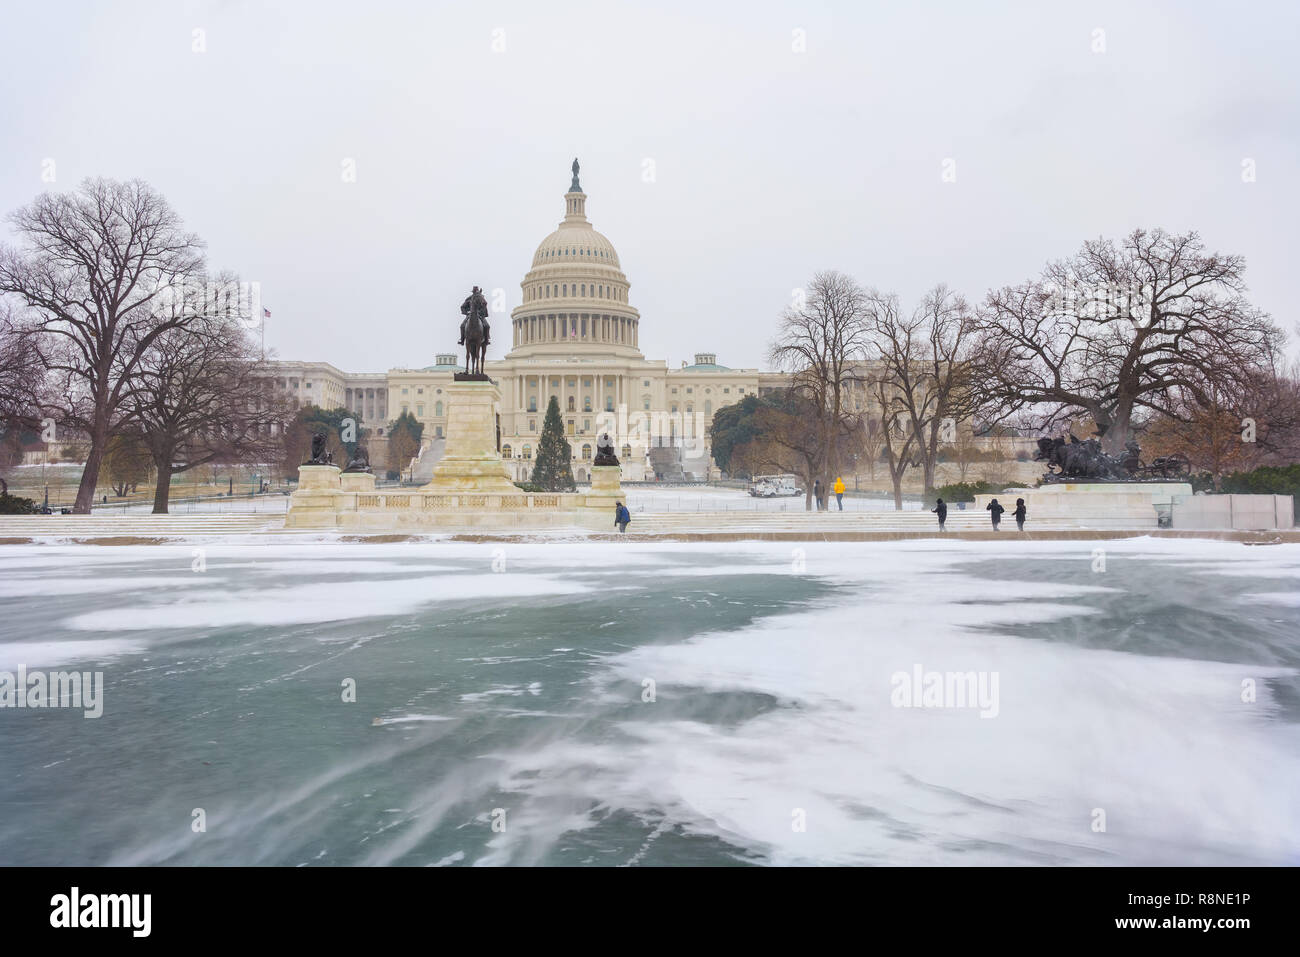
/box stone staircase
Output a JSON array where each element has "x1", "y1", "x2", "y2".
[
  {"x1": 0, "y1": 514, "x2": 282, "y2": 539},
  {"x1": 409, "y1": 438, "x2": 445, "y2": 484}
]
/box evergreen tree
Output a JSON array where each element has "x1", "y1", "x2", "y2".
[
  {"x1": 386, "y1": 409, "x2": 424, "y2": 476},
  {"x1": 530, "y1": 395, "x2": 575, "y2": 491}
]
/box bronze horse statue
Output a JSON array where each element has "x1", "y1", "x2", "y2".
[
  {"x1": 1034, "y1": 433, "x2": 1134, "y2": 481},
  {"x1": 459, "y1": 286, "x2": 490, "y2": 376}
]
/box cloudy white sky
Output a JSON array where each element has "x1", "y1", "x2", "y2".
[{"x1": 2, "y1": 0, "x2": 1296, "y2": 372}]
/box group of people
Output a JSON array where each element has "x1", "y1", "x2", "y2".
[
  {"x1": 811, "y1": 477, "x2": 847, "y2": 510},
  {"x1": 612, "y1": 489, "x2": 1028, "y2": 535},
  {"x1": 932, "y1": 496, "x2": 1027, "y2": 532}
]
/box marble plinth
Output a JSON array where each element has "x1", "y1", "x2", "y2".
[
  {"x1": 579, "y1": 464, "x2": 625, "y2": 528},
  {"x1": 422, "y1": 380, "x2": 517, "y2": 494},
  {"x1": 286, "y1": 465, "x2": 344, "y2": 528},
  {"x1": 340, "y1": 471, "x2": 377, "y2": 493}
]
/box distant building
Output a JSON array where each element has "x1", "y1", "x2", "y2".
[{"x1": 264, "y1": 164, "x2": 788, "y2": 481}]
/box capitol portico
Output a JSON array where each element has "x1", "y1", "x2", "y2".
[{"x1": 266, "y1": 162, "x2": 788, "y2": 482}]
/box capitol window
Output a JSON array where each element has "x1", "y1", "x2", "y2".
[
  {"x1": 529, "y1": 419, "x2": 536, "y2": 431},
  {"x1": 523, "y1": 445, "x2": 532, "y2": 459},
  {"x1": 582, "y1": 444, "x2": 592, "y2": 459}
]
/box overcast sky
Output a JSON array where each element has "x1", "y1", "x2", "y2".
[{"x1": 2, "y1": 0, "x2": 1297, "y2": 372}]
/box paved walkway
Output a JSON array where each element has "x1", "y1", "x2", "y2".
[{"x1": 1, "y1": 511, "x2": 1294, "y2": 545}]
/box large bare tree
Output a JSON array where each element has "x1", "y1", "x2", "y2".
[
  {"x1": 866, "y1": 284, "x2": 978, "y2": 497},
  {"x1": 768, "y1": 271, "x2": 872, "y2": 508},
  {"x1": 126, "y1": 309, "x2": 287, "y2": 513},
  {"x1": 0, "y1": 178, "x2": 206, "y2": 512},
  {"x1": 971, "y1": 229, "x2": 1283, "y2": 454}
]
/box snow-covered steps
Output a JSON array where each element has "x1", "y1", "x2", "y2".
[{"x1": 0, "y1": 514, "x2": 283, "y2": 540}]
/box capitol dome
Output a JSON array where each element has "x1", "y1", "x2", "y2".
[{"x1": 507, "y1": 159, "x2": 642, "y2": 359}]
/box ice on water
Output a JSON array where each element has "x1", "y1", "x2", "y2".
[{"x1": 0, "y1": 538, "x2": 1296, "y2": 866}]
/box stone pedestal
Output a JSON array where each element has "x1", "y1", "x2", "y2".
[
  {"x1": 579, "y1": 464, "x2": 624, "y2": 530},
  {"x1": 340, "y1": 471, "x2": 377, "y2": 493},
  {"x1": 286, "y1": 464, "x2": 344, "y2": 528},
  {"x1": 422, "y1": 380, "x2": 517, "y2": 493},
  {"x1": 974, "y1": 482, "x2": 1193, "y2": 529}
]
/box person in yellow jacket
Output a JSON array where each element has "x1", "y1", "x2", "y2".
[{"x1": 833, "y1": 476, "x2": 845, "y2": 510}]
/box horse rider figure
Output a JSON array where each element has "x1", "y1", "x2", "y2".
[{"x1": 459, "y1": 286, "x2": 490, "y2": 347}]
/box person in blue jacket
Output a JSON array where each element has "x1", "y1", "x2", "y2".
[{"x1": 614, "y1": 501, "x2": 631, "y2": 533}]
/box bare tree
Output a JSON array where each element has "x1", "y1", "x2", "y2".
[
  {"x1": 752, "y1": 391, "x2": 828, "y2": 510},
  {"x1": 858, "y1": 415, "x2": 884, "y2": 483},
  {"x1": 0, "y1": 301, "x2": 48, "y2": 466},
  {"x1": 127, "y1": 309, "x2": 288, "y2": 512},
  {"x1": 870, "y1": 372, "x2": 920, "y2": 510},
  {"x1": 768, "y1": 271, "x2": 872, "y2": 508},
  {"x1": 1144, "y1": 361, "x2": 1300, "y2": 486},
  {"x1": 0, "y1": 179, "x2": 206, "y2": 512},
  {"x1": 951, "y1": 429, "x2": 981, "y2": 483},
  {"x1": 866, "y1": 285, "x2": 978, "y2": 497},
  {"x1": 971, "y1": 229, "x2": 1283, "y2": 455}
]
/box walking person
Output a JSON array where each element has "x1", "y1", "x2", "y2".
[
  {"x1": 986, "y1": 497, "x2": 1005, "y2": 531},
  {"x1": 812, "y1": 479, "x2": 822, "y2": 511},
  {"x1": 1013, "y1": 497, "x2": 1027, "y2": 532},
  {"x1": 932, "y1": 497, "x2": 947, "y2": 532},
  {"x1": 833, "y1": 476, "x2": 845, "y2": 511},
  {"x1": 614, "y1": 500, "x2": 630, "y2": 534}
]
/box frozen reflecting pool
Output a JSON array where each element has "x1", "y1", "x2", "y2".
[{"x1": 1, "y1": 539, "x2": 1297, "y2": 866}]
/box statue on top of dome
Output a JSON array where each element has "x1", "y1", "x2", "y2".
[{"x1": 570, "y1": 157, "x2": 581, "y2": 192}]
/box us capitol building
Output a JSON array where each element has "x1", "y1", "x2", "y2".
[{"x1": 266, "y1": 161, "x2": 789, "y2": 482}]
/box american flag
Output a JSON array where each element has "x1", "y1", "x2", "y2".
[{"x1": 263, "y1": 307, "x2": 271, "y2": 319}]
